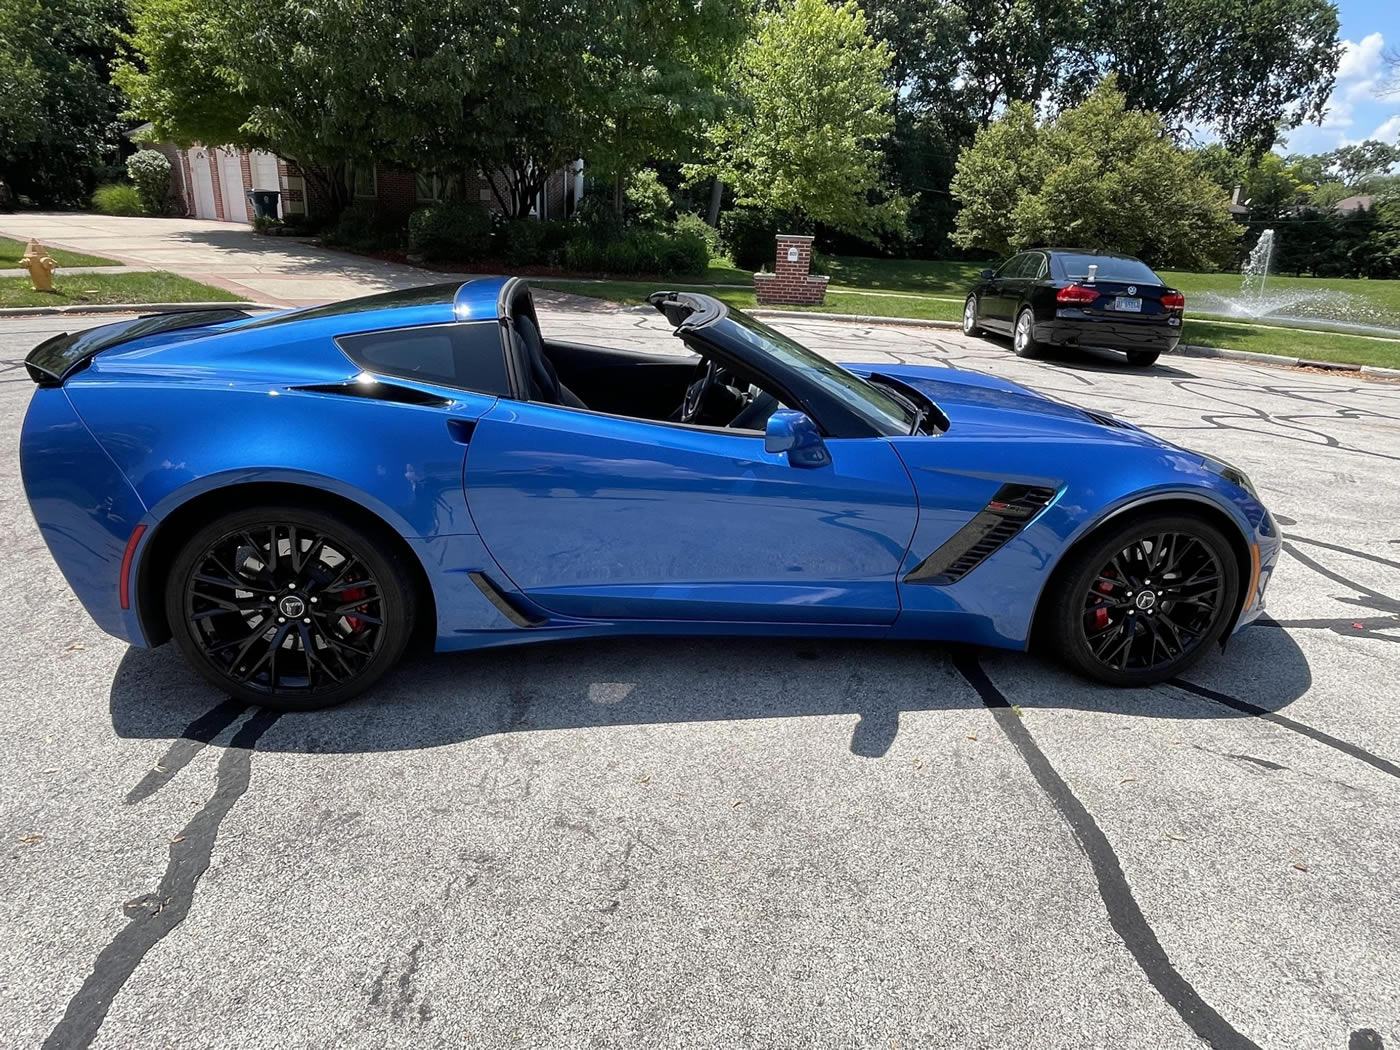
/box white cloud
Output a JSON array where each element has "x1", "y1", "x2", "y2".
[
  {"x1": 1338, "y1": 32, "x2": 1385, "y2": 82},
  {"x1": 1372, "y1": 114, "x2": 1400, "y2": 144},
  {"x1": 1336, "y1": 33, "x2": 1390, "y2": 105}
]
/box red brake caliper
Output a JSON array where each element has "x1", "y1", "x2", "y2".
[
  {"x1": 1089, "y1": 569, "x2": 1116, "y2": 630},
  {"x1": 340, "y1": 585, "x2": 368, "y2": 632}
]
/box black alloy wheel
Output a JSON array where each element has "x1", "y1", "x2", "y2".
[
  {"x1": 165, "y1": 505, "x2": 416, "y2": 709},
  {"x1": 1046, "y1": 514, "x2": 1239, "y2": 686}
]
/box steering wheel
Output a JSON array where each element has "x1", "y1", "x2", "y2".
[{"x1": 680, "y1": 358, "x2": 721, "y2": 424}]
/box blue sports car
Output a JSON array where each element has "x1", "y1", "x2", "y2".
[{"x1": 21, "y1": 278, "x2": 1279, "y2": 709}]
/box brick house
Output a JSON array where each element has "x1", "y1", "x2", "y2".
[{"x1": 140, "y1": 130, "x2": 584, "y2": 225}]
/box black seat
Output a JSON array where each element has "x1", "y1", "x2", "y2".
[{"x1": 514, "y1": 315, "x2": 586, "y2": 409}]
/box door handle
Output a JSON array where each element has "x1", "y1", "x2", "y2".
[{"x1": 446, "y1": 419, "x2": 476, "y2": 445}]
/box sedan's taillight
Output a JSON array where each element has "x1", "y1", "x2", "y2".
[
  {"x1": 1161, "y1": 291, "x2": 1185, "y2": 312},
  {"x1": 1056, "y1": 284, "x2": 1098, "y2": 305}
]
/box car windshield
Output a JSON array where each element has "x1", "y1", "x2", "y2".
[
  {"x1": 1056, "y1": 254, "x2": 1160, "y2": 284},
  {"x1": 723, "y1": 308, "x2": 917, "y2": 436}
]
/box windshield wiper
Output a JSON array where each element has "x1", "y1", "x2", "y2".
[
  {"x1": 908, "y1": 406, "x2": 927, "y2": 436},
  {"x1": 868, "y1": 372, "x2": 943, "y2": 435}
]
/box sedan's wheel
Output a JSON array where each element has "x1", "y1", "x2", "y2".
[
  {"x1": 165, "y1": 504, "x2": 417, "y2": 710},
  {"x1": 1045, "y1": 514, "x2": 1239, "y2": 686},
  {"x1": 1126, "y1": 350, "x2": 1160, "y2": 367},
  {"x1": 962, "y1": 296, "x2": 981, "y2": 336},
  {"x1": 1013, "y1": 309, "x2": 1040, "y2": 358}
]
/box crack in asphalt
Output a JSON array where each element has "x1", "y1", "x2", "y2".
[
  {"x1": 1169, "y1": 679, "x2": 1400, "y2": 782},
  {"x1": 124, "y1": 699, "x2": 247, "y2": 804},
  {"x1": 43, "y1": 706, "x2": 280, "y2": 1050},
  {"x1": 953, "y1": 652, "x2": 1263, "y2": 1050}
]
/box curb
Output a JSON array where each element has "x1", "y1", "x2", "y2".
[
  {"x1": 749, "y1": 309, "x2": 959, "y2": 329},
  {"x1": 0, "y1": 301, "x2": 279, "y2": 318},
  {"x1": 1177, "y1": 343, "x2": 1400, "y2": 378}
]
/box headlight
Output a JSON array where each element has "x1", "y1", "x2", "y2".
[{"x1": 1203, "y1": 456, "x2": 1259, "y2": 500}]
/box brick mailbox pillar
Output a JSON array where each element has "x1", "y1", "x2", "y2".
[{"x1": 753, "y1": 233, "x2": 829, "y2": 306}]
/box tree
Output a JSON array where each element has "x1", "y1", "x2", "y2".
[
  {"x1": 951, "y1": 79, "x2": 1240, "y2": 270},
  {"x1": 1240, "y1": 152, "x2": 1313, "y2": 220},
  {"x1": 1192, "y1": 144, "x2": 1245, "y2": 196},
  {"x1": 690, "y1": 0, "x2": 907, "y2": 239},
  {"x1": 580, "y1": 0, "x2": 747, "y2": 216},
  {"x1": 0, "y1": 0, "x2": 128, "y2": 204},
  {"x1": 1323, "y1": 141, "x2": 1400, "y2": 188},
  {"x1": 1091, "y1": 0, "x2": 1341, "y2": 155}
]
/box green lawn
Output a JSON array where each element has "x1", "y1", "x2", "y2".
[
  {"x1": 0, "y1": 272, "x2": 245, "y2": 308},
  {"x1": 1181, "y1": 319, "x2": 1400, "y2": 369},
  {"x1": 0, "y1": 235, "x2": 122, "y2": 268}
]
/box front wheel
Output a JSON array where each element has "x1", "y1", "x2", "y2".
[
  {"x1": 1013, "y1": 308, "x2": 1041, "y2": 358},
  {"x1": 1043, "y1": 514, "x2": 1240, "y2": 687},
  {"x1": 962, "y1": 296, "x2": 982, "y2": 336},
  {"x1": 1126, "y1": 350, "x2": 1160, "y2": 367},
  {"x1": 164, "y1": 504, "x2": 418, "y2": 710}
]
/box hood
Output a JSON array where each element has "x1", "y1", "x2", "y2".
[{"x1": 845, "y1": 362, "x2": 1178, "y2": 449}]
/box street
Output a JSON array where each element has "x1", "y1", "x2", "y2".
[{"x1": 2, "y1": 307, "x2": 1398, "y2": 1049}]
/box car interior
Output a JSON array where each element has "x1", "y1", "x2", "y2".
[{"x1": 503, "y1": 284, "x2": 787, "y2": 432}]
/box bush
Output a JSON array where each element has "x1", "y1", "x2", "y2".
[
  {"x1": 496, "y1": 218, "x2": 546, "y2": 266},
  {"x1": 626, "y1": 169, "x2": 672, "y2": 228},
  {"x1": 92, "y1": 183, "x2": 142, "y2": 216},
  {"x1": 719, "y1": 207, "x2": 784, "y2": 270},
  {"x1": 324, "y1": 201, "x2": 400, "y2": 252},
  {"x1": 126, "y1": 149, "x2": 171, "y2": 215},
  {"x1": 406, "y1": 201, "x2": 493, "y2": 261},
  {"x1": 672, "y1": 211, "x2": 721, "y2": 260},
  {"x1": 565, "y1": 227, "x2": 709, "y2": 278}
]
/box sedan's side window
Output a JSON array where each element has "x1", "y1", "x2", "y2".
[
  {"x1": 336, "y1": 321, "x2": 511, "y2": 395},
  {"x1": 1023, "y1": 254, "x2": 1046, "y2": 280},
  {"x1": 994, "y1": 254, "x2": 1024, "y2": 279}
]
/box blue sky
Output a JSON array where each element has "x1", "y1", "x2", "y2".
[{"x1": 1282, "y1": 0, "x2": 1400, "y2": 154}]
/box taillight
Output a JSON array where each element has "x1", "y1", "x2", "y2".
[
  {"x1": 1056, "y1": 284, "x2": 1098, "y2": 305},
  {"x1": 1161, "y1": 291, "x2": 1185, "y2": 311}
]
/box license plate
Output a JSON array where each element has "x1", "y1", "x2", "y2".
[{"x1": 1113, "y1": 297, "x2": 1142, "y2": 312}]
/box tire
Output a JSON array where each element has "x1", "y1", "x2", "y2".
[
  {"x1": 1043, "y1": 514, "x2": 1240, "y2": 687},
  {"x1": 1013, "y1": 308, "x2": 1041, "y2": 358},
  {"x1": 1126, "y1": 350, "x2": 1160, "y2": 367},
  {"x1": 164, "y1": 503, "x2": 418, "y2": 710},
  {"x1": 962, "y1": 296, "x2": 982, "y2": 336}
]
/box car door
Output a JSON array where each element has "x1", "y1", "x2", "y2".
[
  {"x1": 982, "y1": 254, "x2": 1028, "y2": 329},
  {"x1": 462, "y1": 400, "x2": 919, "y2": 625}
]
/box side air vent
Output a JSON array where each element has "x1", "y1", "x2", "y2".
[
  {"x1": 294, "y1": 381, "x2": 452, "y2": 407},
  {"x1": 1084, "y1": 410, "x2": 1130, "y2": 429},
  {"x1": 903, "y1": 484, "x2": 1057, "y2": 586}
]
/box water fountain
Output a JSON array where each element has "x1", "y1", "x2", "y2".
[{"x1": 1189, "y1": 227, "x2": 1400, "y2": 335}]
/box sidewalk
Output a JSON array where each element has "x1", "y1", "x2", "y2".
[{"x1": 0, "y1": 212, "x2": 456, "y2": 306}]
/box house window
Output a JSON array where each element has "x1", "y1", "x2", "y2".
[
  {"x1": 416, "y1": 173, "x2": 460, "y2": 202},
  {"x1": 350, "y1": 164, "x2": 377, "y2": 199}
]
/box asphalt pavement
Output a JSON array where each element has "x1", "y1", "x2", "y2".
[{"x1": 2, "y1": 306, "x2": 1398, "y2": 1050}]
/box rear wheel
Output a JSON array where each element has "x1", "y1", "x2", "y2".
[
  {"x1": 1126, "y1": 350, "x2": 1160, "y2": 367},
  {"x1": 1013, "y1": 308, "x2": 1041, "y2": 358},
  {"x1": 962, "y1": 296, "x2": 981, "y2": 336},
  {"x1": 1045, "y1": 514, "x2": 1239, "y2": 686},
  {"x1": 164, "y1": 504, "x2": 417, "y2": 710}
]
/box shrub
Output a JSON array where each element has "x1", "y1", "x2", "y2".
[
  {"x1": 565, "y1": 227, "x2": 709, "y2": 278},
  {"x1": 324, "y1": 201, "x2": 400, "y2": 251},
  {"x1": 573, "y1": 192, "x2": 625, "y2": 240},
  {"x1": 672, "y1": 211, "x2": 721, "y2": 260},
  {"x1": 625, "y1": 169, "x2": 672, "y2": 228},
  {"x1": 126, "y1": 149, "x2": 171, "y2": 215},
  {"x1": 406, "y1": 201, "x2": 493, "y2": 261},
  {"x1": 92, "y1": 183, "x2": 142, "y2": 216},
  {"x1": 719, "y1": 207, "x2": 784, "y2": 270},
  {"x1": 496, "y1": 218, "x2": 547, "y2": 266}
]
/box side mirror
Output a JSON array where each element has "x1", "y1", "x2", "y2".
[
  {"x1": 765, "y1": 410, "x2": 831, "y2": 469},
  {"x1": 979, "y1": 268, "x2": 994, "y2": 280}
]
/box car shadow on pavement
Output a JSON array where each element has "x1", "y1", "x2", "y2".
[
  {"x1": 109, "y1": 624, "x2": 1311, "y2": 760},
  {"x1": 980, "y1": 335, "x2": 1199, "y2": 377}
]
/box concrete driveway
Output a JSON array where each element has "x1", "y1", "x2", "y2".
[
  {"x1": 0, "y1": 212, "x2": 454, "y2": 305},
  {"x1": 1, "y1": 306, "x2": 1398, "y2": 1050}
]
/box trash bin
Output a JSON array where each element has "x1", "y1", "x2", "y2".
[{"x1": 247, "y1": 189, "x2": 280, "y2": 220}]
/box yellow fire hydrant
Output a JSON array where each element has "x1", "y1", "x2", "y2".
[{"x1": 18, "y1": 239, "x2": 58, "y2": 292}]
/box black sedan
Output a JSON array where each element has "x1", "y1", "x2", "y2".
[{"x1": 962, "y1": 250, "x2": 1185, "y2": 367}]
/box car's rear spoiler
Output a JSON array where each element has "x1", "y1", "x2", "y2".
[{"x1": 24, "y1": 307, "x2": 252, "y2": 387}]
